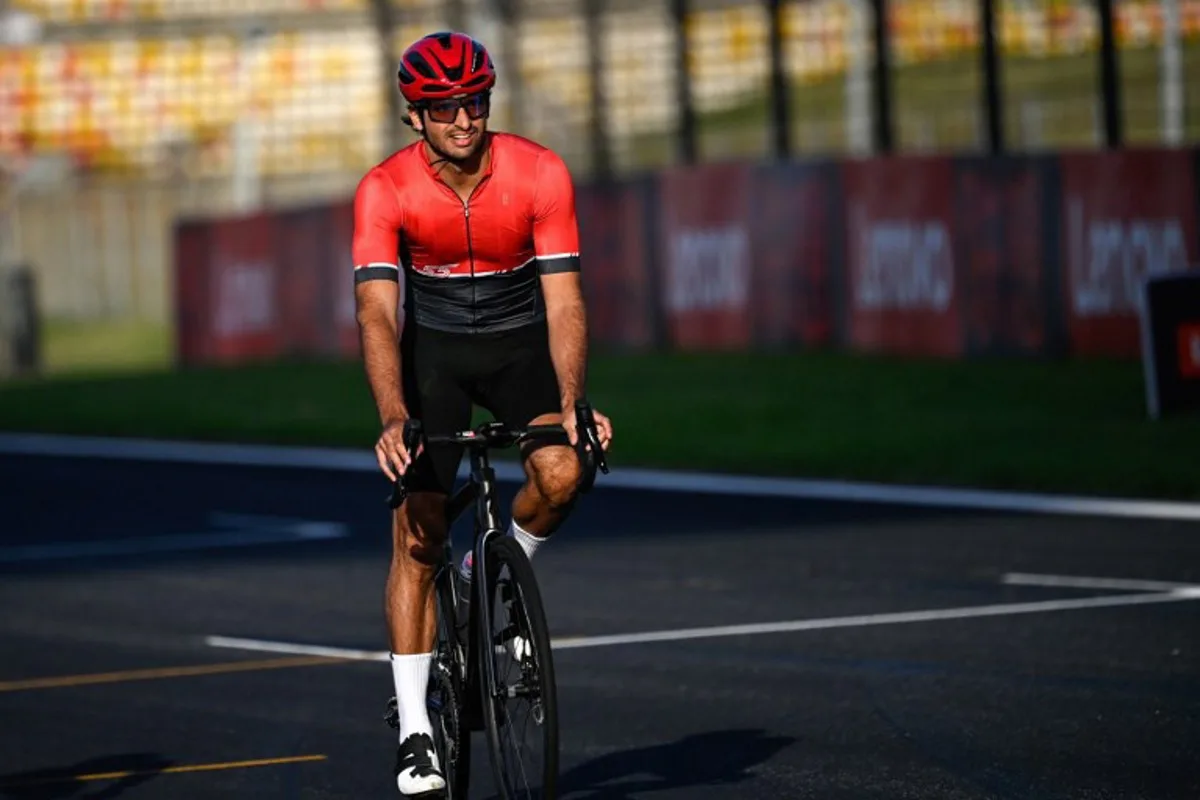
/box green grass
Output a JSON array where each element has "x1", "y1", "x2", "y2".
[
  {"x1": 2, "y1": 346, "x2": 1197, "y2": 501},
  {"x1": 40, "y1": 318, "x2": 174, "y2": 376}
]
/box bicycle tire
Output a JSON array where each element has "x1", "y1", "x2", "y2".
[
  {"x1": 478, "y1": 535, "x2": 559, "y2": 799},
  {"x1": 431, "y1": 564, "x2": 472, "y2": 799}
]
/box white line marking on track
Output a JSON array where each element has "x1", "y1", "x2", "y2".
[
  {"x1": 0, "y1": 433, "x2": 378, "y2": 471},
  {"x1": 1002, "y1": 572, "x2": 1200, "y2": 593},
  {"x1": 206, "y1": 588, "x2": 1200, "y2": 659},
  {"x1": 205, "y1": 636, "x2": 387, "y2": 662},
  {"x1": 3, "y1": 432, "x2": 1200, "y2": 521},
  {"x1": 548, "y1": 592, "x2": 1200, "y2": 650},
  {"x1": 0, "y1": 514, "x2": 348, "y2": 563}
]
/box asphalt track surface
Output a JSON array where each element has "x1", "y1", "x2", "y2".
[{"x1": 2, "y1": 451, "x2": 1199, "y2": 800}]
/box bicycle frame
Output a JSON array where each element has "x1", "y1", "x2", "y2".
[
  {"x1": 443, "y1": 437, "x2": 507, "y2": 731},
  {"x1": 385, "y1": 402, "x2": 609, "y2": 733}
]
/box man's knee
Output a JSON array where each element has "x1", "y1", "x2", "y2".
[
  {"x1": 527, "y1": 446, "x2": 582, "y2": 511},
  {"x1": 395, "y1": 492, "x2": 448, "y2": 566}
]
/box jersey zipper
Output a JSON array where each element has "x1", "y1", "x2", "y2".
[
  {"x1": 461, "y1": 178, "x2": 487, "y2": 332},
  {"x1": 433, "y1": 173, "x2": 489, "y2": 332},
  {"x1": 463, "y1": 200, "x2": 476, "y2": 330}
]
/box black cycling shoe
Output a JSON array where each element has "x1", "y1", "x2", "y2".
[{"x1": 394, "y1": 731, "x2": 446, "y2": 798}]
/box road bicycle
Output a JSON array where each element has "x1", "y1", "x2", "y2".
[{"x1": 383, "y1": 400, "x2": 609, "y2": 799}]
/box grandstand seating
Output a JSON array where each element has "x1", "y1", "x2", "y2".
[{"x1": 2, "y1": 0, "x2": 1198, "y2": 179}]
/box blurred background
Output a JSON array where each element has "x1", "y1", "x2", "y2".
[{"x1": 0, "y1": 0, "x2": 1197, "y2": 375}]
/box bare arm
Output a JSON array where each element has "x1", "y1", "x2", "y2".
[
  {"x1": 531, "y1": 148, "x2": 612, "y2": 449},
  {"x1": 542, "y1": 270, "x2": 612, "y2": 449},
  {"x1": 351, "y1": 166, "x2": 411, "y2": 477},
  {"x1": 355, "y1": 278, "x2": 405, "y2": 426},
  {"x1": 540, "y1": 271, "x2": 588, "y2": 410}
]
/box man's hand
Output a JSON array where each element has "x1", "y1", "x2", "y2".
[
  {"x1": 375, "y1": 416, "x2": 420, "y2": 481},
  {"x1": 562, "y1": 404, "x2": 613, "y2": 451}
]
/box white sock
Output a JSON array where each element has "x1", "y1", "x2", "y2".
[
  {"x1": 459, "y1": 521, "x2": 545, "y2": 582},
  {"x1": 509, "y1": 519, "x2": 545, "y2": 561},
  {"x1": 390, "y1": 652, "x2": 433, "y2": 742}
]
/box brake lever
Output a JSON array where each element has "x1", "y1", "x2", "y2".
[
  {"x1": 576, "y1": 400, "x2": 609, "y2": 475},
  {"x1": 573, "y1": 400, "x2": 609, "y2": 493},
  {"x1": 590, "y1": 425, "x2": 609, "y2": 475},
  {"x1": 387, "y1": 418, "x2": 424, "y2": 509}
]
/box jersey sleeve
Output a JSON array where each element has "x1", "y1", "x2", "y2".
[
  {"x1": 531, "y1": 149, "x2": 581, "y2": 274},
  {"x1": 352, "y1": 167, "x2": 403, "y2": 284}
]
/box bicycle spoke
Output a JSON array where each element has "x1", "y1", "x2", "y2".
[
  {"x1": 481, "y1": 538, "x2": 557, "y2": 800},
  {"x1": 496, "y1": 661, "x2": 539, "y2": 794},
  {"x1": 497, "y1": 634, "x2": 537, "y2": 789},
  {"x1": 502, "y1": 702, "x2": 536, "y2": 796}
]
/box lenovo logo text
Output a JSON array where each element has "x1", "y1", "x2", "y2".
[
  {"x1": 215, "y1": 261, "x2": 275, "y2": 336},
  {"x1": 1069, "y1": 199, "x2": 1189, "y2": 317},
  {"x1": 667, "y1": 226, "x2": 750, "y2": 312},
  {"x1": 856, "y1": 220, "x2": 953, "y2": 312}
]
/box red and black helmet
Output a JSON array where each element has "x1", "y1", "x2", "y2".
[{"x1": 397, "y1": 32, "x2": 496, "y2": 104}]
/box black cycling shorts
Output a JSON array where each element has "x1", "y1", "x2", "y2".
[{"x1": 400, "y1": 319, "x2": 563, "y2": 496}]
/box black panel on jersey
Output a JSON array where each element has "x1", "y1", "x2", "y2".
[{"x1": 406, "y1": 264, "x2": 547, "y2": 333}]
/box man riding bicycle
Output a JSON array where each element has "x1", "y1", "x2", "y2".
[{"x1": 351, "y1": 30, "x2": 614, "y2": 797}]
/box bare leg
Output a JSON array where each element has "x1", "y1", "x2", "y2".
[
  {"x1": 386, "y1": 492, "x2": 446, "y2": 654},
  {"x1": 510, "y1": 412, "x2": 583, "y2": 539},
  {"x1": 386, "y1": 490, "x2": 450, "y2": 794}
]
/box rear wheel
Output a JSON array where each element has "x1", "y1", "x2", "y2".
[{"x1": 479, "y1": 535, "x2": 558, "y2": 799}]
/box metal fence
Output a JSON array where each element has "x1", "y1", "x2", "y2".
[{"x1": 2, "y1": 0, "x2": 1199, "y2": 323}]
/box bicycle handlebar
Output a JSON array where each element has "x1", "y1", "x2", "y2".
[{"x1": 386, "y1": 399, "x2": 609, "y2": 509}]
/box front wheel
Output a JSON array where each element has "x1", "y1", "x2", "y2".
[{"x1": 478, "y1": 535, "x2": 558, "y2": 799}]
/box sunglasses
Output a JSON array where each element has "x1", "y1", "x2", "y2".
[{"x1": 423, "y1": 92, "x2": 491, "y2": 124}]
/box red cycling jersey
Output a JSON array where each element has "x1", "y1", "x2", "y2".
[{"x1": 352, "y1": 131, "x2": 581, "y2": 333}]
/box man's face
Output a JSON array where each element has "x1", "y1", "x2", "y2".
[{"x1": 411, "y1": 92, "x2": 490, "y2": 161}]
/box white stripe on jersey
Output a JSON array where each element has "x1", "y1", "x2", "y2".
[{"x1": 413, "y1": 256, "x2": 536, "y2": 278}]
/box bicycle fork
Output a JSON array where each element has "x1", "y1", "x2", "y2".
[{"x1": 464, "y1": 449, "x2": 506, "y2": 730}]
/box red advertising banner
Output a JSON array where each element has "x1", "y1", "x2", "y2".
[
  {"x1": 1060, "y1": 149, "x2": 1199, "y2": 357},
  {"x1": 577, "y1": 180, "x2": 655, "y2": 349},
  {"x1": 657, "y1": 163, "x2": 753, "y2": 350},
  {"x1": 954, "y1": 157, "x2": 1052, "y2": 357},
  {"x1": 173, "y1": 218, "x2": 213, "y2": 366},
  {"x1": 842, "y1": 156, "x2": 963, "y2": 357},
  {"x1": 273, "y1": 206, "x2": 327, "y2": 356},
  {"x1": 171, "y1": 149, "x2": 1200, "y2": 369},
  {"x1": 208, "y1": 213, "x2": 283, "y2": 362},
  {"x1": 747, "y1": 162, "x2": 835, "y2": 348},
  {"x1": 327, "y1": 199, "x2": 361, "y2": 358},
  {"x1": 1178, "y1": 322, "x2": 1200, "y2": 379},
  {"x1": 174, "y1": 212, "x2": 282, "y2": 365}
]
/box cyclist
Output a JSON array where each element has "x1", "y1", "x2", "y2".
[{"x1": 351, "y1": 30, "x2": 614, "y2": 797}]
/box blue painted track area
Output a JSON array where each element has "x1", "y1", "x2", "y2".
[{"x1": 1, "y1": 451, "x2": 1198, "y2": 799}]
